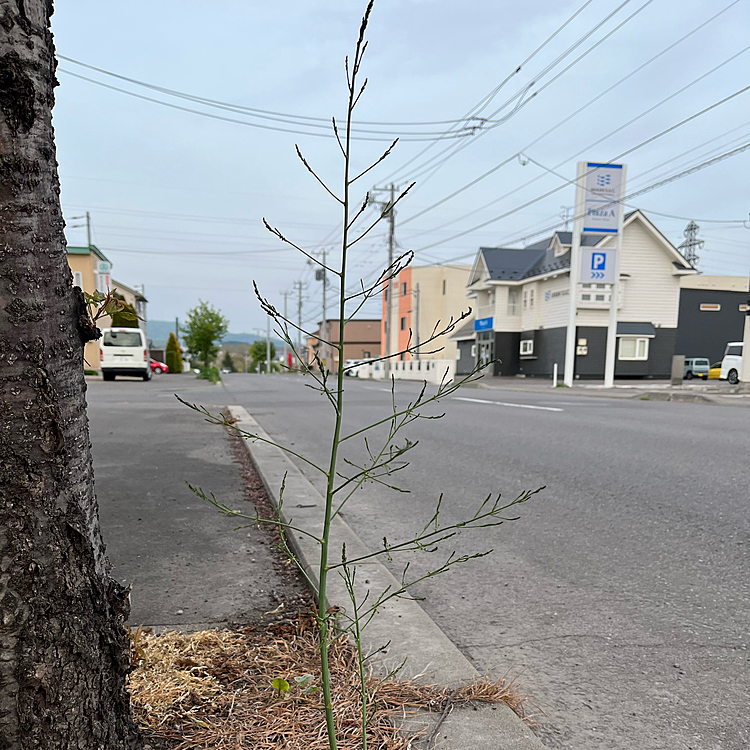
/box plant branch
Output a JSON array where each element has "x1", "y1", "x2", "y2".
[{"x1": 296, "y1": 144, "x2": 344, "y2": 205}]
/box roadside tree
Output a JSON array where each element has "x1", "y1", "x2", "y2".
[
  {"x1": 181, "y1": 301, "x2": 229, "y2": 371},
  {"x1": 221, "y1": 350, "x2": 236, "y2": 372},
  {"x1": 249, "y1": 339, "x2": 276, "y2": 372},
  {"x1": 0, "y1": 4, "x2": 142, "y2": 748}
]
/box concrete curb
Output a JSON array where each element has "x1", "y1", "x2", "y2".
[{"x1": 227, "y1": 404, "x2": 544, "y2": 750}]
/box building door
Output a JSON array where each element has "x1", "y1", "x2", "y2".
[{"x1": 478, "y1": 331, "x2": 494, "y2": 367}]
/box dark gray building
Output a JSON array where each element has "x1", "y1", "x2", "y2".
[
  {"x1": 675, "y1": 276, "x2": 750, "y2": 364},
  {"x1": 463, "y1": 210, "x2": 696, "y2": 379}
]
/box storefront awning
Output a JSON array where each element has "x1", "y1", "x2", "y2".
[{"x1": 616, "y1": 322, "x2": 656, "y2": 337}]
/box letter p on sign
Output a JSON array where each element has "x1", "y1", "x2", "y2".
[{"x1": 592, "y1": 253, "x2": 606, "y2": 270}]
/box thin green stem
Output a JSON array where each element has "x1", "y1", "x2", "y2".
[{"x1": 317, "y1": 12, "x2": 372, "y2": 748}]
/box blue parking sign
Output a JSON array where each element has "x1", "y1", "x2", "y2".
[{"x1": 580, "y1": 248, "x2": 616, "y2": 283}]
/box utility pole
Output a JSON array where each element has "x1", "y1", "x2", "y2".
[
  {"x1": 281, "y1": 290, "x2": 291, "y2": 369},
  {"x1": 678, "y1": 220, "x2": 704, "y2": 266},
  {"x1": 414, "y1": 282, "x2": 420, "y2": 359},
  {"x1": 293, "y1": 280, "x2": 307, "y2": 368},
  {"x1": 372, "y1": 183, "x2": 397, "y2": 374},
  {"x1": 86, "y1": 211, "x2": 91, "y2": 248},
  {"x1": 311, "y1": 248, "x2": 329, "y2": 370},
  {"x1": 266, "y1": 314, "x2": 271, "y2": 376}
]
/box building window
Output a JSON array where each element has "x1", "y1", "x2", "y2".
[
  {"x1": 528, "y1": 288, "x2": 535, "y2": 308},
  {"x1": 699, "y1": 303, "x2": 721, "y2": 311},
  {"x1": 72, "y1": 271, "x2": 83, "y2": 288},
  {"x1": 363, "y1": 351, "x2": 371, "y2": 358},
  {"x1": 507, "y1": 289, "x2": 518, "y2": 315},
  {"x1": 471, "y1": 344, "x2": 477, "y2": 357},
  {"x1": 520, "y1": 339, "x2": 534, "y2": 356},
  {"x1": 618, "y1": 337, "x2": 649, "y2": 361},
  {"x1": 522, "y1": 290, "x2": 528, "y2": 309},
  {"x1": 400, "y1": 316, "x2": 406, "y2": 330},
  {"x1": 578, "y1": 283, "x2": 623, "y2": 307},
  {"x1": 401, "y1": 282, "x2": 407, "y2": 296},
  {"x1": 442, "y1": 279, "x2": 446, "y2": 295}
]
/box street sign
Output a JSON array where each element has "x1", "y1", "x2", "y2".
[
  {"x1": 97, "y1": 260, "x2": 112, "y2": 273},
  {"x1": 580, "y1": 247, "x2": 616, "y2": 283},
  {"x1": 582, "y1": 163, "x2": 624, "y2": 234},
  {"x1": 474, "y1": 317, "x2": 493, "y2": 331}
]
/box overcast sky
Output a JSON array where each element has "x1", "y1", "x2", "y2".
[{"x1": 52, "y1": 0, "x2": 750, "y2": 333}]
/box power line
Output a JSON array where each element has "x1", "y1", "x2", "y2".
[
  {"x1": 57, "y1": 54, "x2": 500, "y2": 129},
  {"x1": 396, "y1": 1, "x2": 744, "y2": 228},
  {"x1": 405, "y1": 70, "x2": 750, "y2": 254},
  {"x1": 376, "y1": 0, "x2": 600, "y2": 182},
  {"x1": 397, "y1": 0, "x2": 654, "y2": 187},
  {"x1": 424, "y1": 139, "x2": 750, "y2": 265},
  {"x1": 58, "y1": 68, "x2": 480, "y2": 143}
]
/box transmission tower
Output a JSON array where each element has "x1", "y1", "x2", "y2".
[{"x1": 678, "y1": 220, "x2": 704, "y2": 266}]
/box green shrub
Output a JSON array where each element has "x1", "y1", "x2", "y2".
[
  {"x1": 166, "y1": 331, "x2": 183, "y2": 374},
  {"x1": 166, "y1": 350, "x2": 180, "y2": 374},
  {"x1": 83, "y1": 369, "x2": 99, "y2": 376},
  {"x1": 197, "y1": 366, "x2": 221, "y2": 384}
]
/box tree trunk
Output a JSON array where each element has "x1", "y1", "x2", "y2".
[{"x1": 0, "y1": 3, "x2": 143, "y2": 748}]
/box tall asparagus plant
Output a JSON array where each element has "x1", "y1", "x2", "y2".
[{"x1": 184, "y1": 3, "x2": 540, "y2": 748}]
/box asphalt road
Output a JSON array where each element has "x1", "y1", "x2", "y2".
[{"x1": 219, "y1": 373, "x2": 749, "y2": 750}]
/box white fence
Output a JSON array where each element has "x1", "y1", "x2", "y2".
[{"x1": 358, "y1": 358, "x2": 456, "y2": 385}]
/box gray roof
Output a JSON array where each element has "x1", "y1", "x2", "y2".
[
  {"x1": 449, "y1": 318, "x2": 476, "y2": 341},
  {"x1": 554, "y1": 232, "x2": 607, "y2": 247},
  {"x1": 480, "y1": 229, "x2": 612, "y2": 282}
]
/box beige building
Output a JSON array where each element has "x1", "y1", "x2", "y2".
[
  {"x1": 66, "y1": 244, "x2": 148, "y2": 371},
  {"x1": 381, "y1": 264, "x2": 472, "y2": 362},
  {"x1": 67, "y1": 244, "x2": 112, "y2": 371}
]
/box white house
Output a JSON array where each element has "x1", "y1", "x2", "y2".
[{"x1": 457, "y1": 210, "x2": 697, "y2": 378}]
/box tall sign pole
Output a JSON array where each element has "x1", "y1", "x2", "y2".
[
  {"x1": 564, "y1": 162, "x2": 586, "y2": 387},
  {"x1": 603, "y1": 165, "x2": 627, "y2": 387}
]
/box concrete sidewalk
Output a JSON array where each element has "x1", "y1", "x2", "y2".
[{"x1": 87, "y1": 377, "x2": 308, "y2": 631}]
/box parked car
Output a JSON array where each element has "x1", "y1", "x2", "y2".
[
  {"x1": 150, "y1": 359, "x2": 169, "y2": 374},
  {"x1": 343, "y1": 358, "x2": 374, "y2": 377},
  {"x1": 720, "y1": 341, "x2": 744, "y2": 384},
  {"x1": 100, "y1": 327, "x2": 151, "y2": 381},
  {"x1": 706, "y1": 362, "x2": 723, "y2": 380},
  {"x1": 683, "y1": 358, "x2": 710, "y2": 380},
  {"x1": 343, "y1": 358, "x2": 365, "y2": 377}
]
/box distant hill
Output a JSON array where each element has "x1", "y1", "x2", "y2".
[{"x1": 146, "y1": 320, "x2": 283, "y2": 348}]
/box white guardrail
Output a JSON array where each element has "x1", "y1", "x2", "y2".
[{"x1": 357, "y1": 359, "x2": 456, "y2": 385}]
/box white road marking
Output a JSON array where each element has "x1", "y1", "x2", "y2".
[{"x1": 453, "y1": 396, "x2": 563, "y2": 412}]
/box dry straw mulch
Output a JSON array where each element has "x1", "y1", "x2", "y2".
[{"x1": 129, "y1": 615, "x2": 531, "y2": 749}]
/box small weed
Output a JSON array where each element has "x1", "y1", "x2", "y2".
[{"x1": 640, "y1": 394, "x2": 650, "y2": 400}]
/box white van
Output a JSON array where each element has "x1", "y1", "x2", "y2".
[
  {"x1": 100, "y1": 327, "x2": 151, "y2": 381},
  {"x1": 720, "y1": 341, "x2": 743, "y2": 385}
]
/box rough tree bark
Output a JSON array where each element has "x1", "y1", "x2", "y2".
[{"x1": 0, "y1": 2, "x2": 143, "y2": 748}]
